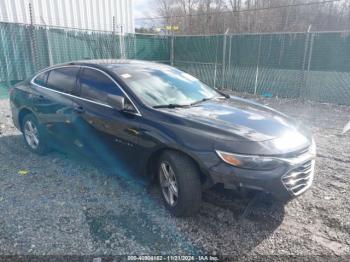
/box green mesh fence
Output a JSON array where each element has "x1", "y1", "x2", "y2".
[
  {"x1": 173, "y1": 32, "x2": 350, "y2": 105},
  {"x1": 173, "y1": 35, "x2": 223, "y2": 88},
  {"x1": 1, "y1": 21, "x2": 350, "y2": 105},
  {"x1": 0, "y1": 23, "x2": 34, "y2": 88},
  {"x1": 125, "y1": 34, "x2": 170, "y2": 62},
  {"x1": 0, "y1": 22, "x2": 170, "y2": 97},
  {"x1": 223, "y1": 33, "x2": 307, "y2": 98}
]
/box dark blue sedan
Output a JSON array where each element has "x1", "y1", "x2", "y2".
[{"x1": 9, "y1": 60, "x2": 316, "y2": 217}]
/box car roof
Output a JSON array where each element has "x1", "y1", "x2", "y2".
[
  {"x1": 33, "y1": 59, "x2": 173, "y2": 79},
  {"x1": 64, "y1": 59, "x2": 170, "y2": 71}
]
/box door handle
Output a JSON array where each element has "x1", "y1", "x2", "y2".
[
  {"x1": 74, "y1": 106, "x2": 85, "y2": 114},
  {"x1": 36, "y1": 95, "x2": 45, "y2": 100}
]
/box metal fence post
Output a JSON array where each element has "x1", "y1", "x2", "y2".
[
  {"x1": 133, "y1": 33, "x2": 137, "y2": 59},
  {"x1": 213, "y1": 63, "x2": 217, "y2": 89},
  {"x1": 112, "y1": 16, "x2": 116, "y2": 59},
  {"x1": 221, "y1": 29, "x2": 229, "y2": 89},
  {"x1": 40, "y1": 17, "x2": 53, "y2": 66},
  {"x1": 254, "y1": 34, "x2": 262, "y2": 95},
  {"x1": 228, "y1": 35, "x2": 233, "y2": 90},
  {"x1": 170, "y1": 33, "x2": 174, "y2": 66},
  {"x1": 306, "y1": 32, "x2": 315, "y2": 100},
  {"x1": 45, "y1": 27, "x2": 53, "y2": 66},
  {"x1": 29, "y1": 3, "x2": 38, "y2": 71},
  {"x1": 119, "y1": 24, "x2": 125, "y2": 59},
  {"x1": 213, "y1": 36, "x2": 219, "y2": 89},
  {"x1": 301, "y1": 25, "x2": 312, "y2": 99}
]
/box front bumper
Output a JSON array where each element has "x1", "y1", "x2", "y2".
[{"x1": 207, "y1": 152, "x2": 315, "y2": 201}]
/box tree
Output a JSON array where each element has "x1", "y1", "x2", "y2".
[{"x1": 153, "y1": 0, "x2": 350, "y2": 35}]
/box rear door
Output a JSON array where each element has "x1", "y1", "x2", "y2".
[
  {"x1": 31, "y1": 66, "x2": 80, "y2": 147},
  {"x1": 70, "y1": 67, "x2": 142, "y2": 174}
]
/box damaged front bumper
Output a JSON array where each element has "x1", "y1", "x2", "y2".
[{"x1": 207, "y1": 147, "x2": 316, "y2": 202}]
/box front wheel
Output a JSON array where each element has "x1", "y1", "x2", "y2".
[
  {"x1": 158, "y1": 150, "x2": 202, "y2": 217},
  {"x1": 22, "y1": 114, "x2": 48, "y2": 155}
]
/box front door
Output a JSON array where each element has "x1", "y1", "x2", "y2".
[{"x1": 71, "y1": 67, "x2": 142, "y2": 176}]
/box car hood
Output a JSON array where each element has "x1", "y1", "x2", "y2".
[{"x1": 162, "y1": 96, "x2": 310, "y2": 145}]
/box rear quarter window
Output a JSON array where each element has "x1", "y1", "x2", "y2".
[{"x1": 33, "y1": 71, "x2": 49, "y2": 86}]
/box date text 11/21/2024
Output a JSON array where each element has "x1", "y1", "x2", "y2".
[{"x1": 126, "y1": 255, "x2": 220, "y2": 261}]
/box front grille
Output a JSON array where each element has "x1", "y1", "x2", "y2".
[{"x1": 282, "y1": 160, "x2": 315, "y2": 195}]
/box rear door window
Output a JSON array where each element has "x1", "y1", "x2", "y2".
[
  {"x1": 47, "y1": 67, "x2": 80, "y2": 94},
  {"x1": 79, "y1": 68, "x2": 124, "y2": 104}
]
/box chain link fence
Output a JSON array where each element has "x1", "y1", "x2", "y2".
[
  {"x1": 172, "y1": 31, "x2": 350, "y2": 105},
  {"x1": 1, "y1": 21, "x2": 350, "y2": 105},
  {"x1": 0, "y1": 22, "x2": 171, "y2": 98}
]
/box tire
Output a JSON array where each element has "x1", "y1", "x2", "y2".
[
  {"x1": 158, "y1": 150, "x2": 202, "y2": 217},
  {"x1": 21, "y1": 113, "x2": 48, "y2": 155}
]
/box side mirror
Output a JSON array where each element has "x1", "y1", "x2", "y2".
[{"x1": 107, "y1": 94, "x2": 125, "y2": 111}]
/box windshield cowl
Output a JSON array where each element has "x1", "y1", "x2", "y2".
[{"x1": 153, "y1": 104, "x2": 191, "y2": 109}]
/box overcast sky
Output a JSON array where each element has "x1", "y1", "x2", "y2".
[{"x1": 133, "y1": 0, "x2": 158, "y2": 27}]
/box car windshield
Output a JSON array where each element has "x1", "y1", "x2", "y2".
[{"x1": 113, "y1": 66, "x2": 221, "y2": 107}]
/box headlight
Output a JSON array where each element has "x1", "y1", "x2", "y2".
[
  {"x1": 216, "y1": 137, "x2": 316, "y2": 170},
  {"x1": 215, "y1": 150, "x2": 283, "y2": 170}
]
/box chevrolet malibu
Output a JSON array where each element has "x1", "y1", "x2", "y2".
[{"x1": 10, "y1": 60, "x2": 316, "y2": 217}]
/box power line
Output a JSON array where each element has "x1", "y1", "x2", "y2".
[{"x1": 135, "y1": 0, "x2": 342, "y2": 20}]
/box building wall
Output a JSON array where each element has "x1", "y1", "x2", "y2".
[{"x1": 0, "y1": 0, "x2": 134, "y2": 33}]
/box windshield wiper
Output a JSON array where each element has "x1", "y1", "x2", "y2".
[
  {"x1": 191, "y1": 97, "x2": 213, "y2": 106},
  {"x1": 215, "y1": 89, "x2": 230, "y2": 98},
  {"x1": 191, "y1": 95, "x2": 229, "y2": 106},
  {"x1": 154, "y1": 94, "x2": 229, "y2": 108},
  {"x1": 153, "y1": 104, "x2": 190, "y2": 109}
]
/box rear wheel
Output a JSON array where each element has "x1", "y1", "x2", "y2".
[
  {"x1": 158, "y1": 150, "x2": 202, "y2": 217},
  {"x1": 22, "y1": 114, "x2": 48, "y2": 155}
]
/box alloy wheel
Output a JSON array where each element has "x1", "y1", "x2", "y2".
[
  {"x1": 159, "y1": 161, "x2": 178, "y2": 207},
  {"x1": 24, "y1": 120, "x2": 40, "y2": 150}
]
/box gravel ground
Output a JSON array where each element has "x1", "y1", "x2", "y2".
[{"x1": 0, "y1": 96, "x2": 349, "y2": 258}]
